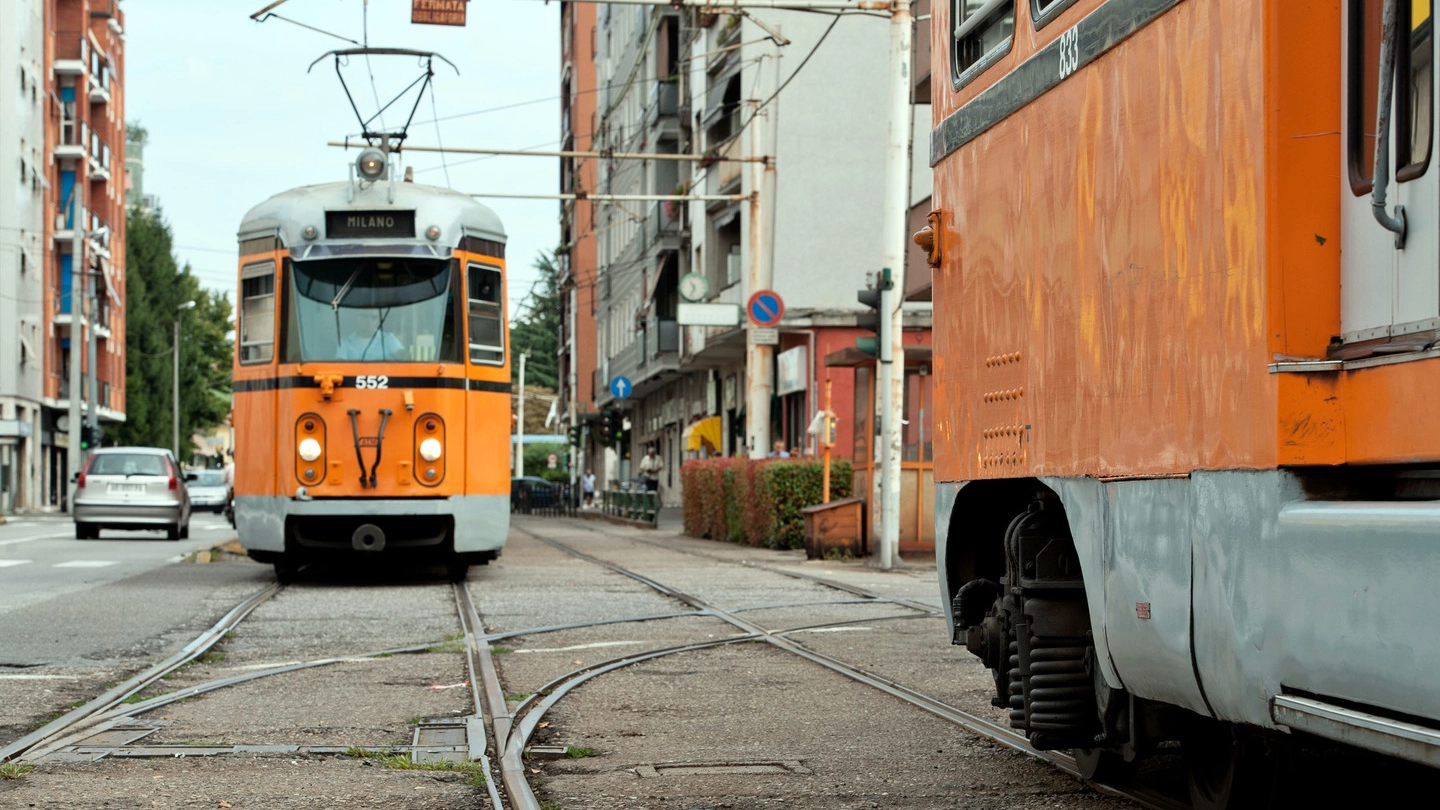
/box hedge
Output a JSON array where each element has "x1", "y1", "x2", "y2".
[{"x1": 680, "y1": 458, "x2": 852, "y2": 549}]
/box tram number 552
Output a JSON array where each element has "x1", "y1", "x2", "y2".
[
  {"x1": 353, "y1": 375, "x2": 390, "y2": 389},
  {"x1": 1057, "y1": 27, "x2": 1080, "y2": 79}
]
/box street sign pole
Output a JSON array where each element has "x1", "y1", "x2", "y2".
[{"x1": 515, "y1": 352, "x2": 526, "y2": 477}]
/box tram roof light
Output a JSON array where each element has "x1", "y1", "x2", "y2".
[{"x1": 356, "y1": 148, "x2": 387, "y2": 181}]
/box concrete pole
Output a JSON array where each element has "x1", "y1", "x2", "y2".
[
  {"x1": 877, "y1": 0, "x2": 913, "y2": 570},
  {"x1": 515, "y1": 352, "x2": 527, "y2": 477},
  {"x1": 569, "y1": 287, "x2": 580, "y2": 494},
  {"x1": 744, "y1": 40, "x2": 779, "y2": 460},
  {"x1": 85, "y1": 265, "x2": 98, "y2": 441},
  {"x1": 173, "y1": 300, "x2": 195, "y2": 462},
  {"x1": 172, "y1": 317, "x2": 181, "y2": 460},
  {"x1": 65, "y1": 181, "x2": 84, "y2": 510}
]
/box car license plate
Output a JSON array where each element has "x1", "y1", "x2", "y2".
[{"x1": 108, "y1": 483, "x2": 145, "y2": 494}]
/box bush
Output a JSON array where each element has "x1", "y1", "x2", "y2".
[{"x1": 680, "y1": 457, "x2": 852, "y2": 549}]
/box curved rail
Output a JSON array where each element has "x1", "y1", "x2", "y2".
[
  {"x1": 518, "y1": 527, "x2": 1188, "y2": 810},
  {"x1": 0, "y1": 582, "x2": 283, "y2": 764}
]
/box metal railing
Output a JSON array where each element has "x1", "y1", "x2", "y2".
[{"x1": 602, "y1": 487, "x2": 659, "y2": 525}]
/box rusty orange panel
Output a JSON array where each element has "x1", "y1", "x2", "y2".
[
  {"x1": 1343, "y1": 357, "x2": 1440, "y2": 464},
  {"x1": 1264, "y1": 0, "x2": 1342, "y2": 360},
  {"x1": 1275, "y1": 372, "x2": 1345, "y2": 466},
  {"x1": 931, "y1": 0, "x2": 1277, "y2": 483}
]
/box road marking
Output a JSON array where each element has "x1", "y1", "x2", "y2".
[
  {"x1": 514, "y1": 640, "x2": 645, "y2": 654},
  {"x1": 0, "y1": 532, "x2": 72, "y2": 547},
  {"x1": 0, "y1": 560, "x2": 32, "y2": 568},
  {"x1": 53, "y1": 560, "x2": 119, "y2": 568}
]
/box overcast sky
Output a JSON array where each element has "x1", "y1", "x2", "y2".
[{"x1": 124, "y1": 0, "x2": 560, "y2": 316}]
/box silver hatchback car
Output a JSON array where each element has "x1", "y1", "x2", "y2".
[{"x1": 74, "y1": 447, "x2": 192, "y2": 540}]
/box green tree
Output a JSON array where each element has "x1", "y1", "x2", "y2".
[
  {"x1": 508, "y1": 250, "x2": 560, "y2": 390},
  {"x1": 115, "y1": 206, "x2": 233, "y2": 455}
]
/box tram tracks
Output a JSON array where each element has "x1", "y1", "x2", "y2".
[
  {"x1": 501, "y1": 521, "x2": 1188, "y2": 810},
  {"x1": 3, "y1": 521, "x2": 1187, "y2": 810}
]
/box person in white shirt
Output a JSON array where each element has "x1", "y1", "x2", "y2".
[
  {"x1": 582, "y1": 469, "x2": 597, "y2": 507},
  {"x1": 768, "y1": 440, "x2": 790, "y2": 458},
  {"x1": 638, "y1": 447, "x2": 663, "y2": 492}
]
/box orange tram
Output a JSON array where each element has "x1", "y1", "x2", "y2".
[
  {"x1": 928, "y1": 0, "x2": 1440, "y2": 805},
  {"x1": 232, "y1": 147, "x2": 510, "y2": 582}
]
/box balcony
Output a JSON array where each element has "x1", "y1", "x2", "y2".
[
  {"x1": 647, "y1": 79, "x2": 680, "y2": 135},
  {"x1": 88, "y1": 74, "x2": 110, "y2": 105},
  {"x1": 707, "y1": 138, "x2": 743, "y2": 195},
  {"x1": 644, "y1": 200, "x2": 685, "y2": 255}
]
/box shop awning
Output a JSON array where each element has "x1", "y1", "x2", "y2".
[{"x1": 683, "y1": 415, "x2": 723, "y2": 453}]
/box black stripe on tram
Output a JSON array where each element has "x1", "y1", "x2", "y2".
[
  {"x1": 233, "y1": 376, "x2": 512, "y2": 393},
  {"x1": 931, "y1": 0, "x2": 1183, "y2": 165}
]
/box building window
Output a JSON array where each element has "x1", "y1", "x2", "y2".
[
  {"x1": 468, "y1": 263, "x2": 505, "y2": 365},
  {"x1": 953, "y1": 0, "x2": 1014, "y2": 82},
  {"x1": 239, "y1": 261, "x2": 276, "y2": 364}
]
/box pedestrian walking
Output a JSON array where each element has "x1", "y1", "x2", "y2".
[
  {"x1": 582, "y1": 468, "x2": 596, "y2": 507},
  {"x1": 638, "y1": 446, "x2": 664, "y2": 492}
]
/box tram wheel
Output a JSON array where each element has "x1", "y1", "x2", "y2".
[
  {"x1": 273, "y1": 560, "x2": 299, "y2": 585},
  {"x1": 1183, "y1": 720, "x2": 1279, "y2": 810},
  {"x1": 446, "y1": 559, "x2": 470, "y2": 583},
  {"x1": 1074, "y1": 747, "x2": 1134, "y2": 783}
]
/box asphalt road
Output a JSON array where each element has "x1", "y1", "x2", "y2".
[
  {"x1": 0, "y1": 511, "x2": 240, "y2": 615},
  {"x1": 0, "y1": 511, "x2": 273, "y2": 675}
]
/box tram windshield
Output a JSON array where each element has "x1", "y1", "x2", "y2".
[{"x1": 284, "y1": 257, "x2": 461, "y2": 363}]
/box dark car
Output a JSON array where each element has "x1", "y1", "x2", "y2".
[{"x1": 510, "y1": 476, "x2": 558, "y2": 509}]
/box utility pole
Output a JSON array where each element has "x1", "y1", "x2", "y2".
[
  {"x1": 877, "y1": 0, "x2": 913, "y2": 570},
  {"x1": 568, "y1": 287, "x2": 580, "y2": 496},
  {"x1": 85, "y1": 264, "x2": 98, "y2": 450},
  {"x1": 744, "y1": 38, "x2": 780, "y2": 460},
  {"x1": 173, "y1": 300, "x2": 196, "y2": 461},
  {"x1": 65, "y1": 181, "x2": 84, "y2": 510},
  {"x1": 514, "y1": 352, "x2": 527, "y2": 477}
]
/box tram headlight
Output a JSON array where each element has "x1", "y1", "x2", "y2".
[
  {"x1": 419, "y1": 438, "x2": 443, "y2": 462},
  {"x1": 356, "y1": 148, "x2": 387, "y2": 181},
  {"x1": 298, "y1": 437, "x2": 323, "y2": 462}
]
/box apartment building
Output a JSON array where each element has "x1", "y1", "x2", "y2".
[
  {"x1": 0, "y1": 1, "x2": 48, "y2": 512},
  {"x1": 567, "y1": 5, "x2": 934, "y2": 511},
  {"x1": 557, "y1": 1, "x2": 601, "y2": 488},
  {"x1": 23, "y1": 0, "x2": 127, "y2": 511}
]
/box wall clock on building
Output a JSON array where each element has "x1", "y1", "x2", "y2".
[{"x1": 679, "y1": 272, "x2": 710, "y2": 302}]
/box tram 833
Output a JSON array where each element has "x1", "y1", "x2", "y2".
[{"x1": 232, "y1": 147, "x2": 510, "y2": 582}]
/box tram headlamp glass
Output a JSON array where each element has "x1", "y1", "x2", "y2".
[
  {"x1": 419, "y1": 438, "x2": 443, "y2": 462},
  {"x1": 298, "y1": 437, "x2": 323, "y2": 462},
  {"x1": 356, "y1": 148, "x2": 387, "y2": 181},
  {"x1": 425, "y1": 225, "x2": 441, "y2": 241}
]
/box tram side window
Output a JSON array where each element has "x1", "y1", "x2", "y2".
[
  {"x1": 239, "y1": 261, "x2": 276, "y2": 364},
  {"x1": 1349, "y1": 0, "x2": 1434, "y2": 191},
  {"x1": 468, "y1": 264, "x2": 505, "y2": 365},
  {"x1": 953, "y1": 0, "x2": 1014, "y2": 81}
]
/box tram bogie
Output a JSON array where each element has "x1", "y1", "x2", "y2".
[
  {"x1": 928, "y1": 0, "x2": 1440, "y2": 802},
  {"x1": 232, "y1": 150, "x2": 511, "y2": 580}
]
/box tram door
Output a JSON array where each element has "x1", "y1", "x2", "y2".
[{"x1": 1341, "y1": 0, "x2": 1438, "y2": 344}]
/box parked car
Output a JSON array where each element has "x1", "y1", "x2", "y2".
[
  {"x1": 510, "y1": 476, "x2": 558, "y2": 509},
  {"x1": 185, "y1": 469, "x2": 231, "y2": 512},
  {"x1": 73, "y1": 447, "x2": 192, "y2": 540}
]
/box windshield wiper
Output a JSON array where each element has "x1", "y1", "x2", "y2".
[{"x1": 330, "y1": 265, "x2": 365, "y2": 311}]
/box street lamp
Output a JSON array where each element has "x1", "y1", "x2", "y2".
[{"x1": 173, "y1": 300, "x2": 196, "y2": 461}]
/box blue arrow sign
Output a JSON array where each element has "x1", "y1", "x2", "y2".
[{"x1": 610, "y1": 376, "x2": 632, "y2": 399}]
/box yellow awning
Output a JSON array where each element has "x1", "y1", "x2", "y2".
[{"x1": 684, "y1": 416, "x2": 723, "y2": 453}]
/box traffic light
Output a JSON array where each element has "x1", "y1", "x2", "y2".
[
  {"x1": 598, "y1": 410, "x2": 617, "y2": 447},
  {"x1": 80, "y1": 425, "x2": 92, "y2": 450},
  {"x1": 856, "y1": 268, "x2": 893, "y2": 358}
]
